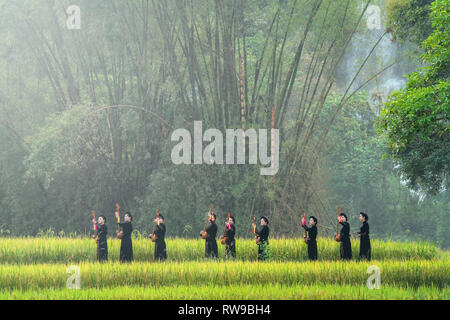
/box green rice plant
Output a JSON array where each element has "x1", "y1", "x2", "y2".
[
  {"x1": 0, "y1": 260, "x2": 447, "y2": 290},
  {"x1": 0, "y1": 238, "x2": 441, "y2": 264},
  {"x1": 1, "y1": 284, "x2": 448, "y2": 300}
]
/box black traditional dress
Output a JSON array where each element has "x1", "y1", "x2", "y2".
[
  {"x1": 204, "y1": 222, "x2": 218, "y2": 258},
  {"x1": 339, "y1": 221, "x2": 352, "y2": 260},
  {"x1": 359, "y1": 221, "x2": 371, "y2": 261},
  {"x1": 256, "y1": 225, "x2": 270, "y2": 261},
  {"x1": 302, "y1": 224, "x2": 318, "y2": 261},
  {"x1": 154, "y1": 223, "x2": 167, "y2": 261},
  {"x1": 119, "y1": 221, "x2": 133, "y2": 262},
  {"x1": 97, "y1": 224, "x2": 108, "y2": 262},
  {"x1": 224, "y1": 224, "x2": 236, "y2": 259}
]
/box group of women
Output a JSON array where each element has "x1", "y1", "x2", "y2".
[
  {"x1": 301, "y1": 212, "x2": 371, "y2": 261},
  {"x1": 92, "y1": 212, "x2": 167, "y2": 263},
  {"x1": 91, "y1": 209, "x2": 371, "y2": 263}
]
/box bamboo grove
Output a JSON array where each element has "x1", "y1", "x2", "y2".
[{"x1": 0, "y1": 0, "x2": 407, "y2": 237}]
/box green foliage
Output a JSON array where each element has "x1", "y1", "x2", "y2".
[
  {"x1": 136, "y1": 164, "x2": 261, "y2": 237},
  {"x1": 324, "y1": 92, "x2": 449, "y2": 247},
  {"x1": 420, "y1": 0, "x2": 450, "y2": 83},
  {"x1": 377, "y1": 0, "x2": 450, "y2": 194},
  {"x1": 386, "y1": 0, "x2": 434, "y2": 44},
  {"x1": 24, "y1": 106, "x2": 100, "y2": 183}
]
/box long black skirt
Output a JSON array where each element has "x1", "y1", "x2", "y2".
[
  {"x1": 155, "y1": 241, "x2": 167, "y2": 261},
  {"x1": 307, "y1": 240, "x2": 318, "y2": 261},
  {"x1": 359, "y1": 236, "x2": 371, "y2": 261},
  {"x1": 340, "y1": 238, "x2": 352, "y2": 260},
  {"x1": 97, "y1": 242, "x2": 108, "y2": 262},
  {"x1": 120, "y1": 238, "x2": 133, "y2": 262},
  {"x1": 205, "y1": 240, "x2": 218, "y2": 258}
]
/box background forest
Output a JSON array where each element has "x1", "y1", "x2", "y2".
[{"x1": 0, "y1": 0, "x2": 448, "y2": 248}]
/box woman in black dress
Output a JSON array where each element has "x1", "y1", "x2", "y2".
[
  {"x1": 94, "y1": 215, "x2": 108, "y2": 262},
  {"x1": 224, "y1": 216, "x2": 236, "y2": 259},
  {"x1": 119, "y1": 212, "x2": 133, "y2": 262},
  {"x1": 201, "y1": 212, "x2": 218, "y2": 258},
  {"x1": 153, "y1": 214, "x2": 167, "y2": 261},
  {"x1": 356, "y1": 212, "x2": 371, "y2": 261},
  {"x1": 92, "y1": 216, "x2": 108, "y2": 262},
  {"x1": 339, "y1": 213, "x2": 352, "y2": 261},
  {"x1": 256, "y1": 216, "x2": 270, "y2": 261},
  {"x1": 302, "y1": 215, "x2": 318, "y2": 261}
]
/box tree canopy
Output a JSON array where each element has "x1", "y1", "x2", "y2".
[
  {"x1": 377, "y1": 0, "x2": 449, "y2": 194},
  {"x1": 385, "y1": 0, "x2": 434, "y2": 44}
]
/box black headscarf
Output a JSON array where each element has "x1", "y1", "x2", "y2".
[
  {"x1": 360, "y1": 212, "x2": 369, "y2": 221},
  {"x1": 125, "y1": 212, "x2": 133, "y2": 221}
]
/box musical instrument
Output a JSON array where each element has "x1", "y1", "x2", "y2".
[
  {"x1": 302, "y1": 210, "x2": 308, "y2": 244},
  {"x1": 335, "y1": 206, "x2": 341, "y2": 242},
  {"x1": 115, "y1": 203, "x2": 123, "y2": 240},
  {"x1": 151, "y1": 209, "x2": 160, "y2": 242},
  {"x1": 92, "y1": 211, "x2": 97, "y2": 240},
  {"x1": 220, "y1": 213, "x2": 231, "y2": 245},
  {"x1": 252, "y1": 216, "x2": 259, "y2": 244},
  {"x1": 201, "y1": 204, "x2": 213, "y2": 240}
]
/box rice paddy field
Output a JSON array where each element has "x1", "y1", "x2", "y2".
[{"x1": 0, "y1": 237, "x2": 448, "y2": 300}]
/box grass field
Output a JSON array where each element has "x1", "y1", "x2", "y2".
[
  {"x1": 2, "y1": 285, "x2": 448, "y2": 300},
  {"x1": 0, "y1": 237, "x2": 441, "y2": 263},
  {"x1": 0, "y1": 238, "x2": 447, "y2": 300}
]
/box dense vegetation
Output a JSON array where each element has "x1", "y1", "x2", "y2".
[
  {"x1": 0, "y1": 0, "x2": 447, "y2": 249},
  {"x1": 385, "y1": 0, "x2": 434, "y2": 44},
  {"x1": 379, "y1": 0, "x2": 449, "y2": 195}
]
